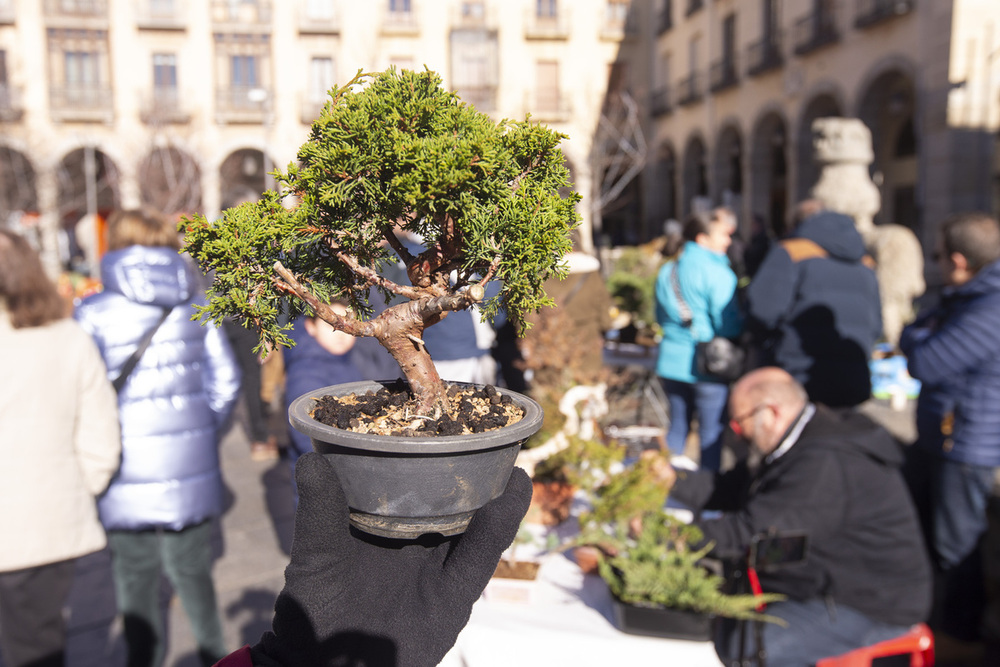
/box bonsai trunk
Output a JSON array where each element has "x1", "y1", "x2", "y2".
[
  {"x1": 272, "y1": 260, "x2": 485, "y2": 416},
  {"x1": 376, "y1": 300, "x2": 448, "y2": 415}
]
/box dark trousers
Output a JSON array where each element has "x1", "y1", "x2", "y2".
[
  {"x1": 717, "y1": 598, "x2": 912, "y2": 667},
  {"x1": 0, "y1": 558, "x2": 75, "y2": 667},
  {"x1": 107, "y1": 521, "x2": 226, "y2": 667},
  {"x1": 903, "y1": 445, "x2": 995, "y2": 640},
  {"x1": 661, "y1": 378, "x2": 729, "y2": 472},
  {"x1": 223, "y1": 320, "x2": 268, "y2": 443}
]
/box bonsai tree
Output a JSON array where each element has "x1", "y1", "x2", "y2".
[
  {"x1": 182, "y1": 68, "x2": 579, "y2": 416},
  {"x1": 570, "y1": 455, "x2": 785, "y2": 622}
]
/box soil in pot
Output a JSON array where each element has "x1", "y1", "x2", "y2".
[
  {"x1": 486, "y1": 559, "x2": 542, "y2": 604},
  {"x1": 493, "y1": 559, "x2": 541, "y2": 580},
  {"x1": 310, "y1": 380, "x2": 524, "y2": 436}
]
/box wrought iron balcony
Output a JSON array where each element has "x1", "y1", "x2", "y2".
[
  {"x1": 454, "y1": 86, "x2": 497, "y2": 112},
  {"x1": 524, "y1": 7, "x2": 570, "y2": 40},
  {"x1": 45, "y1": 0, "x2": 107, "y2": 16},
  {"x1": 215, "y1": 85, "x2": 272, "y2": 124},
  {"x1": 50, "y1": 85, "x2": 114, "y2": 123},
  {"x1": 299, "y1": 4, "x2": 340, "y2": 34},
  {"x1": 451, "y1": 3, "x2": 496, "y2": 30},
  {"x1": 44, "y1": 0, "x2": 107, "y2": 27},
  {"x1": 140, "y1": 89, "x2": 191, "y2": 124},
  {"x1": 382, "y1": 7, "x2": 419, "y2": 35},
  {"x1": 855, "y1": 0, "x2": 914, "y2": 29},
  {"x1": 599, "y1": 8, "x2": 638, "y2": 41},
  {"x1": 747, "y1": 34, "x2": 783, "y2": 76},
  {"x1": 710, "y1": 58, "x2": 739, "y2": 93},
  {"x1": 211, "y1": 0, "x2": 271, "y2": 29},
  {"x1": 136, "y1": 0, "x2": 186, "y2": 30},
  {"x1": 300, "y1": 95, "x2": 326, "y2": 124},
  {"x1": 651, "y1": 86, "x2": 672, "y2": 117},
  {"x1": 525, "y1": 91, "x2": 572, "y2": 121},
  {"x1": 676, "y1": 72, "x2": 703, "y2": 107},
  {"x1": 793, "y1": 9, "x2": 839, "y2": 55}
]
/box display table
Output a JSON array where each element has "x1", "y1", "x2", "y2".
[{"x1": 440, "y1": 539, "x2": 723, "y2": 667}]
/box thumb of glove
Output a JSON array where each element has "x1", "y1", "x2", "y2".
[{"x1": 441, "y1": 467, "x2": 533, "y2": 600}]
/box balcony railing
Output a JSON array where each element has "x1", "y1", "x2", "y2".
[
  {"x1": 524, "y1": 8, "x2": 570, "y2": 40},
  {"x1": 525, "y1": 91, "x2": 572, "y2": 121},
  {"x1": 454, "y1": 86, "x2": 497, "y2": 112},
  {"x1": 451, "y1": 3, "x2": 496, "y2": 30},
  {"x1": 300, "y1": 95, "x2": 326, "y2": 124},
  {"x1": 298, "y1": 4, "x2": 340, "y2": 34},
  {"x1": 599, "y1": 9, "x2": 638, "y2": 41},
  {"x1": 710, "y1": 58, "x2": 739, "y2": 93},
  {"x1": 746, "y1": 34, "x2": 783, "y2": 76},
  {"x1": 676, "y1": 72, "x2": 702, "y2": 106},
  {"x1": 855, "y1": 0, "x2": 914, "y2": 29},
  {"x1": 215, "y1": 85, "x2": 272, "y2": 123},
  {"x1": 136, "y1": 0, "x2": 186, "y2": 30},
  {"x1": 45, "y1": 0, "x2": 107, "y2": 16},
  {"x1": 140, "y1": 89, "x2": 191, "y2": 124},
  {"x1": 651, "y1": 86, "x2": 672, "y2": 117},
  {"x1": 211, "y1": 0, "x2": 271, "y2": 28},
  {"x1": 793, "y1": 9, "x2": 839, "y2": 55},
  {"x1": 0, "y1": 84, "x2": 23, "y2": 122},
  {"x1": 382, "y1": 7, "x2": 419, "y2": 35},
  {"x1": 50, "y1": 85, "x2": 114, "y2": 122}
]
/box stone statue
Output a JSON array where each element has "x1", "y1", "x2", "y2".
[{"x1": 810, "y1": 117, "x2": 925, "y2": 348}]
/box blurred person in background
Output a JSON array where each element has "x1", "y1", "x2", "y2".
[
  {"x1": 900, "y1": 212, "x2": 1000, "y2": 656},
  {"x1": 0, "y1": 230, "x2": 121, "y2": 667},
  {"x1": 744, "y1": 207, "x2": 881, "y2": 408},
  {"x1": 282, "y1": 302, "x2": 363, "y2": 489},
  {"x1": 74, "y1": 208, "x2": 241, "y2": 667},
  {"x1": 654, "y1": 210, "x2": 743, "y2": 471}
]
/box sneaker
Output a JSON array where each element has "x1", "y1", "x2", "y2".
[{"x1": 250, "y1": 436, "x2": 279, "y2": 461}]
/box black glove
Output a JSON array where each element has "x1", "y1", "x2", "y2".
[{"x1": 252, "y1": 451, "x2": 532, "y2": 667}]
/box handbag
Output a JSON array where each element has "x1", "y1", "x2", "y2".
[
  {"x1": 668, "y1": 262, "x2": 745, "y2": 382},
  {"x1": 112, "y1": 306, "x2": 174, "y2": 393}
]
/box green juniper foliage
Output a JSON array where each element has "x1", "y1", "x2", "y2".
[
  {"x1": 572, "y1": 455, "x2": 786, "y2": 623},
  {"x1": 594, "y1": 513, "x2": 786, "y2": 623},
  {"x1": 182, "y1": 68, "x2": 579, "y2": 412}
]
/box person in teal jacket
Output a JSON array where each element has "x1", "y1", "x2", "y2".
[{"x1": 655, "y1": 210, "x2": 743, "y2": 470}]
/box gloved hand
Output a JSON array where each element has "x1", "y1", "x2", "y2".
[{"x1": 252, "y1": 451, "x2": 532, "y2": 667}]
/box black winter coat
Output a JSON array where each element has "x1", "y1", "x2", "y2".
[
  {"x1": 744, "y1": 211, "x2": 882, "y2": 407},
  {"x1": 671, "y1": 405, "x2": 931, "y2": 627}
]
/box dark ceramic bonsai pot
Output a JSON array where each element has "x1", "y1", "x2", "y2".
[
  {"x1": 288, "y1": 380, "x2": 543, "y2": 540},
  {"x1": 611, "y1": 595, "x2": 714, "y2": 641}
]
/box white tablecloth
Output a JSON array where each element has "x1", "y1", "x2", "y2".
[{"x1": 440, "y1": 546, "x2": 723, "y2": 667}]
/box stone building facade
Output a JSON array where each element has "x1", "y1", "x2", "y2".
[
  {"x1": 636, "y1": 0, "x2": 1000, "y2": 267},
  {"x1": 0, "y1": 0, "x2": 644, "y2": 273}
]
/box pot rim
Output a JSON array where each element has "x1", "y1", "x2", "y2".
[{"x1": 288, "y1": 379, "x2": 543, "y2": 454}]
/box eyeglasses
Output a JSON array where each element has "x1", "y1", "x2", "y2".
[{"x1": 729, "y1": 404, "x2": 769, "y2": 439}]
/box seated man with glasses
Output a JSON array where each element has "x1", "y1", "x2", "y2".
[{"x1": 646, "y1": 366, "x2": 931, "y2": 667}]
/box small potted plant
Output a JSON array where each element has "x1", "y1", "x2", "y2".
[
  {"x1": 182, "y1": 68, "x2": 579, "y2": 538},
  {"x1": 484, "y1": 523, "x2": 559, "y2": 604},
  {"x1": 571, "y1": 456, "x2": 784, "y2": 640}
]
